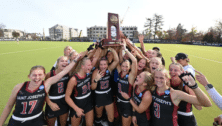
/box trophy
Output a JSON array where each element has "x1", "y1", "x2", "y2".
[{"x1": 101, "y1": 13, "x2": 122, "y2": 46}]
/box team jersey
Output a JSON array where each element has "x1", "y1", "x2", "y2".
[
  {"x1": 116, "y1": 72, "x2": 132, "y2": 101},
  {"x1": 133, "y1": 86, "x2": 150, "y2": 121},
  {"x1": 73, "y1": 73, "x2": 91, "y2": 99},
  {"x1": 13, "y1": 81, "x2": 46, "y2": 118},
  {"x1": 48, "y1": 70, "x2": 69, "y2": 96},
  {"x1": 96, "y1": 69, "x2": 111, "y2": 92},
  {"x1": 171, "y1": 84, "x2": 192, "y2": 113},
  {"x1": 151, "y1": 87, "x2": 179, "y2": 126}
]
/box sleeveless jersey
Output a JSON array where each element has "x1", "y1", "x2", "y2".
[
  {"x1": 151, "y1": 88, "x2": 179, "y2": 126},
  {"x1": 13, "y1": 81, "x2": 46, "y2": 118},
  {"x1": 73, "y1": 73, "x2": 91, "y2": 98},
  {"x1": 117, "y1": 72, "x2": 132, "y2": 101},
  {"x1": 96, "y1": 69, "x2": 111, "y2": 91},
  {"x1": 49, "y1": 70, "x2": 69, "y2": 96},
  {"x1": 173, "y1": 86, "x2": 193, "y2": 113},
  {"x1": 133, "y1": 86, "x2": 150, "y2": 121}
]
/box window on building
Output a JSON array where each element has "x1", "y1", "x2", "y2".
[
  {"x1": 134, "y1": 28, "x2": 137, "y2": 30},
  {"x1": 130, "y1": 28, "x2": 133, "y2": 30},
  {"x1": 123, "y1": 28, "x2": 125, "y2": 30},
  {"x1": 126, "y1": 28, "x2": 129, "y2": 30}
]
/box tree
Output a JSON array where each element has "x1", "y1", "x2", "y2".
[
  {"x1": 175, "y1": 23, "x2": 187, "y2": 41},
  {"x1": 12, "y1": 31, "x2": 20, "y2": 39},
  {"x1": 153, "y1": 14, "x2": 164, "y2": 40},
  {"x1": 216, "y1": 34, "x2": 221, "y2": 43},
  {"x1": 0, "y1": 23, "x2": 6, "y2": 37},
  {"x1": 189, "y1": 27, "x2": 197, "y2": 42},
  {"x1": 144, "y1": 18, "x2": 153, "y2": 39}
]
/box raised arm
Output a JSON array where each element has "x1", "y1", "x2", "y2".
[
  {"x1": 138, "y1": 34, "x2": 146, "y2": 55},
  {"x1": 45, "y1": 55, "x2": 81, "y2": 92},
  {"x1": 108, "y1": 47, "x2": 119, "y2": 72},
  {"x1": 173, "y1": 74, "x2": 212, "y2": 107},
  {"x1": 0, "y1": 83, "x2": 23, "y2": 125},
  {"x1": 196, "y1": 70, "x2": 222, "y2": 110}
]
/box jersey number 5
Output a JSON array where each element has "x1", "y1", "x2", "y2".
[
  {"x1": 21, "y1": 100, "x2": 37, "y2": 114},
  {"x1": 154, "y1": 102, "x2": 160, "y2": 118}
]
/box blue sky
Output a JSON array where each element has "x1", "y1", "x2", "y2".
[{"x1": 1, "y1": 0, "x2": 221, "y2": 36}]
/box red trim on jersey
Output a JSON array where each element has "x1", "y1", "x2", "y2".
[
  {"x1": 53, "y1": 70, "x2": 56, "y2": 75},
  {"x1": 74, "y1": 86, "x2": 78, "y2": 97},
  {"x1": 184, "y1": 86, "x2": 192, "y2": 112},
  {"x1": 43, "y1": 81, "x2": 47, "y2": 111},
  {"x1": 135, "y1": 86, "x2": 147, "y2": 96},
  {"x1": 156, "y1": 89, "x2": 165, "y2": 96},
  {"x1": 25, "y1": 81, "x2": 43, "y2": 93},
  {"x1": 128, "y1": 84, "x2": 133, "y2": 97},
  {"x1": 75, "y1": 73, "x2": 86, "y2": 79},
  {"x1": 172, "y1": 105, "x2": 179, "y2": 126},
  {"x1": 146, "y1": 106, "x2": 151, "y2": 120},
  {"x1": 169, "y1": 88, "x2": 179, "y2": 126}
]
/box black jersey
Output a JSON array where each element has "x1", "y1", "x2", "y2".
[
  {"x1": 49, "y1": 70, "x2": 69, "y2": 96},
  {"x1": 151, "y1": 87, "x2": 179, "y2": 126},
  {"x1": 96, "y1": 69, "x2": 111, "y2": 91},
  {"x1": 73, "y1": 73, "x2": 91, "y2": 99},
  {"x1": 133, "y1": 86, "x2": 150, "y2": 122},
  {"x1": 13, "y1": 81, "x2": 46, "y2": 118},
  {"x1": 117, "y1": 72, "x2": 132, "y2": 101}
]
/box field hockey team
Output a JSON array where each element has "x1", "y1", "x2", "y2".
[{"x1": 2, "y1": 31, "x2": 221, "y2": 126}]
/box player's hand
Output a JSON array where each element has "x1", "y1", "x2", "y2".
[
  {"x1": 95, "y1": 70, "x2": 104, "y2": 82},
  {"x1": 180, "y1": 72, "x2": 195, "y2": 87},
  {"x1": 76, "y1": 108, "x2": 85, "y2": 118},
  {"x1": 214, "y1": 115, "x2": 222, "y2": 126},
  {"x1": 49, "y1": 102, "x2": 60, "y2": 111},
  {"x1": 132, "y1": 116, "x2": 138, "y2": 126},
  {"x1": 195, "y1": 70, "x2": 209, "y2": 87},
  {"x1": 170, "y1": 57, "x2": 176, "y2": 63},
  {"x1": 138, "y1": 34, "x2": 144, "y2": 43},
  {"x1": 121, "y1": 92, "x2": 130, "y2": 100}
]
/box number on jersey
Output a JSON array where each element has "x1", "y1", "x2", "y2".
[
  {"x1": 58, "y1": 82, "x2": 64, "y2": 93},
  {"x1": 21, "y1": 100, "x2": 37, "y2": 114},
  {"x1": 82, "y1": 82, "x2": 91, "y2": 95},
  {"x1": 100, "y1": 80, "x2": 109, "y2": 90},
  {"x1": 154, "y1": 102, "x2": 160, "y2": 118}
]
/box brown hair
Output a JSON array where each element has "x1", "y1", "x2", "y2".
[
  {"x1": 169, "y1": 63, "x2": 184, "y2": 90},
  {"x1": 64, "y1": 46, "x2": 72, "y2": 52},
  {"x1": 29, "y1": 65, "x2": 45, "y2": 75},
  {"x1": 55, "y1": 56, "x2": 68, "y2": 69}
]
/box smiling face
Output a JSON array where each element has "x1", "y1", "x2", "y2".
[
  {"x1": 145, "y1": 50, "x2": 153, "y2": 58},
  {"x1": 169, "y1": 64, "x2": 183, "y2": 78},
  {"x1": 70, "y1": 51, "x2": 78, "y2": 61},
  {"x1": 150, "y1": 50, "x2": 158, "y2": 58},
  {"x1": 149, "y1": 57, "x2": 162, "y2": 73},
  {"x1": 57, "y1": 56, "x2": 69, "y2": 70},
  {"x1": 64, "y1": 46, "x2": 73, "y2": 56},
  {"x1": 82, "y1": 59, "x2": 92, "y2": 74},
  {"x1": 121, "y1": 61, "x2": 130, "y2": 73},
  {"x1": 135, "y1": 72, "x2": 145, "y2": 85},
  {"x1": 154, "y1": 70, "x2": 166, "y2": 88},
  {"x1": 29, "y1": 69, "x2": 45, "y2": 84},
  {"x1": 99, "y1": 60, "x2": 108, "y2": 72},
  {"x1": 138, "y1": 59, "x2": 146, "y2": 71}
]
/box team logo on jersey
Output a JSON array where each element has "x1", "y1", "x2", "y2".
[
  {"x1": 139, "y1": 93, "x2": 142, "y2": 97},
  {"x1": 165, "y1": 90, "x2": 170, "y2": 95},
  {"x1": 125, "y1": 74, "x2": 129, "y2": 79},
  {"x1": 39, "y1": 85, "x2": 44, "y2": 90},
  {"x1": 106, "y1": 70, "x2": 109, "y2": 74}
]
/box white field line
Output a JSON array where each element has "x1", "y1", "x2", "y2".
[
  {"x1": 162, "y1": 48, "x2": 222, "y2": 64},
  {"x1": 0, "y1": 46, "x2": 62, "y2": 55}
]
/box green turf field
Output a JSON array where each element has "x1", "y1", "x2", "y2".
[{"x1": 0, "y1": 41, "x2": 221, "y2": 125}]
